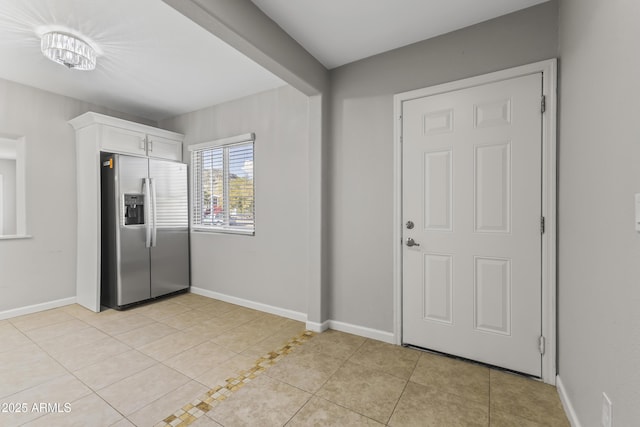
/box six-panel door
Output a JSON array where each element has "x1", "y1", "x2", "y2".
[{"x1": 402, "y1": 73, "x2": 543, "y2": 376}]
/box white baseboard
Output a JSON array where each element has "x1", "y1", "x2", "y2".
[
  {"x1": 0, "y1": 297, "x2": 77, "y2": 321},
  {"x1": 189, "y1": 288, "x2": 394, "y2": 344},
  {"x1": 557, "y1": 375, "x2": 582, "y2": 427},
  {"x1": 328, "y1": 320, "x2": 395, "y2": 344},
  {"x1": 306, "y1": 320, "x2": 330, "y2": 333},
  {"x1": 190, "y1": 286, "x2": 307, "y2": 323}
]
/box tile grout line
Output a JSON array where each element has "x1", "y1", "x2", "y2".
[
  {"x1": 7, "y1": 310, "x2": 132, "y2": 426},
  {"x1": 281, "y1": 391, "x2": 314, "y2": 427},
  {"x1": 39, "y1": 304, "x2": 218, "y2": 425},
  {"x1": 2, "y1": 300, "x2": 293, "y2": 426},
  {"x1": 281, "y1": 337, "x2": 367, "y2": 426},
  {"x1": 279, "y1": 339, "x2": 365, "y2": 427},
  {"x1": 383, "y1": 352, "x2": 420, "y2": 426},
  {"x1": 51, "y1": 308, "x2": 140, "y2": 423},
  {"x1": 155, "y1": 330, "x2": 316, "y2": 427},
  {"x1": 284, "y1": 337, "x2": 391, "y2": 426},
  {"x1": 488, "y1": 368, "x2": 492, "y2": 426},
  {"x1": 77, "y1": 302, "x2": 254, "y2": 424},
  {"x1": 0, "y1": 323, "x2": 68, "y2": 426},
  {"x1": 84, "y1": 302, "x2": 230, "y2": 425}
]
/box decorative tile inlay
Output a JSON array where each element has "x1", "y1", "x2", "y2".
[{"x1": 155, "y1": 330, "x2": 315, "y2": 427}]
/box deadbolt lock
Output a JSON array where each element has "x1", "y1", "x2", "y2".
[{"x1": 406, "y1": 220, "x2": 414, "y2": 229}]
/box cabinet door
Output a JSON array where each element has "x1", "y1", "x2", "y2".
[
  {"x1": 146, "y1": 135, "x2": 182, "y2": 161},
  {"x1": 100, "y1": 126, "x2": 147, "y2": 156}
]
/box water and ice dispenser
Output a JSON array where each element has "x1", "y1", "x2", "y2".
[{"x1": 123, "y1": 194, "x2": 145, "y2": 225}]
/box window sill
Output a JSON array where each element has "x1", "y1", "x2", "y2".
[
  {"x1": 0, "y1": 234, "x2": 32, "y2": 240},
  {"x1": 191, "y1": 228, "x2": 254, "y2": 236}
]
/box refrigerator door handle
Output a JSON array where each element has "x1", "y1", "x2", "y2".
[
  {"x1": 150, "y1": 177, "x2": 158, "y2": 247},
  {"x1": 143, "y1": 178, "x2": 152, "y2": 248}
]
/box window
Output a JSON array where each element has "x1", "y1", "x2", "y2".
[
  {"x1": 0, "y1": 136, "x2": 28, "y2": 239},
  {"x1": 190, "y1": 133, "x2": 255, "y2": 234}
]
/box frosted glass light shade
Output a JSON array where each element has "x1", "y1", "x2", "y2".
[{"x1": 40, "y1": 32, "x2": 97, "y2": 71}]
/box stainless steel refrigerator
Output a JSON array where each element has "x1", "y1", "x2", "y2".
[{"x1": 100, "y1": 152, "x2": 189, "y2": 309}]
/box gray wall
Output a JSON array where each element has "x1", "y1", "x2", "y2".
[
  {"x1": 327, "y1": 1, "x2": 559, "y2": 332},
  {"x1": 0, "y1": 78, "x2": 154, "y2": 313},
  {"x1": 558, "y1": 0, "x2": 640, "y2": 424},
  {"x1": 0, "y1": 159, "x2": 16, "y2": 235},
  {"x1": 159, "y1": 85, "x2": 310, "y2": 314},
  {"x1": 163, "y1": 0, "x2": 329, "y2": 326}
]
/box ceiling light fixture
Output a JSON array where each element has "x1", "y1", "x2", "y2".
[{"x1": 40, "y1": 31, "x2": 97, "y2": 71}]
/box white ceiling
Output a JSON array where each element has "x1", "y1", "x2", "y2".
[
  {"x1": 0, "y1": 1, "x2": 550, "y2": 122},
  {"x1": 251, "y1": 0, "x2": 550, "y2": 69},
  {"x1": 0, "y1": 0, "x2": 285, "y2": 121}
]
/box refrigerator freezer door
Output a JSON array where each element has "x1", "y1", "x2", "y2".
[
  {"x1": 116, "y1": 155, "x2": 152, "y2": 306},
  {"x1": 149, "y1": 159, "x2": 189, "y2": 297}
]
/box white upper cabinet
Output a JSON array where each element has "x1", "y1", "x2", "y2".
[
  {"x1": 69, "y1": 112, "x2": 183, "y2": 161},
  {"x1": 146, "y1": 134, "x2": 182, "y2": 161},
  {"x1": 100, "y1": 125, "x2": 147, "y2": 156}
]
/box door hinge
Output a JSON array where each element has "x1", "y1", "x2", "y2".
[
  {"x1": 541, "y1": 95, "x2": 546, "y2": 113},
  {"x1": 539, "y1": 336, "x2": 546, "y2": 355},
  {"x1": 540, "y1": 216, "x2": 545, "y2": 234}
]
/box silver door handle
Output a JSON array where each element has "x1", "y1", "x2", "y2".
[
  {"x1": 406, "y1": 237, "x2": 420, "y2": 247},
  {"x1": 150, "y1": 178, "x2": 157, "y2": 247},
  {"x1": 143, "y1": 178, "x2": 151, "y2": 248}
]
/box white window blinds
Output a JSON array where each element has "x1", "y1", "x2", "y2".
[{"x1": 190, "y1": 133, "x2": 255, "y2": 234}]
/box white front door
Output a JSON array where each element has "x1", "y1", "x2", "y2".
[{"x1": 402, "y1": 73, "x2": 543, "y2": 376}]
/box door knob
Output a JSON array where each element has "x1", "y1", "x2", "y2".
[{"x1": 406, "y1": 237, "x2": 420, "y2": 247}]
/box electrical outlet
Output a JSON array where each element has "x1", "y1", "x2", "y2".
[{"x1": 602, "y1": 393, "x2": 612, "y2": 427}]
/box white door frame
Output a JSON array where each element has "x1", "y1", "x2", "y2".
[{"x1": 393, "y1": 59, "x2": 557, "y2": 384}]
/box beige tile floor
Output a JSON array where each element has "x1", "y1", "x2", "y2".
[{"x1": 0, "y1": 293, "x2": 570, "y2": 426}]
